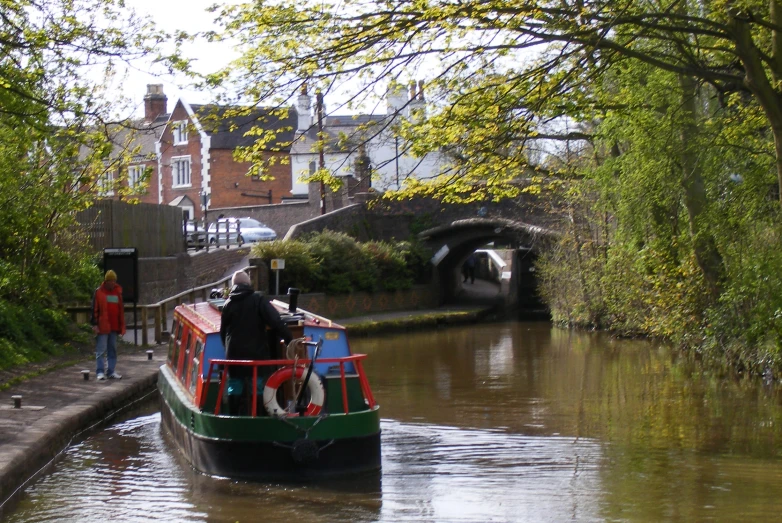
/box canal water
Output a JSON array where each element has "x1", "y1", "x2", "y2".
[{"x1": 5, "y1": 322, "x2": 782, "y2": 522}]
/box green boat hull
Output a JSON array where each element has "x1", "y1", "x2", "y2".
[{"x1": 157, "y1": 365, "x2": 382, "y2": 480}]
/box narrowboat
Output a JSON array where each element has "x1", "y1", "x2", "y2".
[{"x1": 157, "y1": 292, "x2": 381, "y2": 481}]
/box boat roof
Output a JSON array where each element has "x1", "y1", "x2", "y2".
[{"x1": 174, "y1": 299, "x2": 345, "y2": 335}]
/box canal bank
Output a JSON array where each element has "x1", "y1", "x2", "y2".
[{"x1": 0, "y1": 305, "x2": 494, "y2": 517}]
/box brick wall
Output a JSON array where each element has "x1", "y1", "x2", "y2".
[
  {"x1": 208, "y1": 149, "x2": 292, "y2": 208},
  {"x1": 189, "y1": 247, "x2": 251, "y2": 289},
  {"x1": 207, "y1": 181, "x2": 369, "y2": 239},
  {"x1": 285, "y1": 203, "x2": 366, "y2": 239},
  {"x1": 159, "y1": 103, "x2": 204, "y2": 218},
  {"x1": 132, "y1": 158, "x2": 160, "y2": 206}
]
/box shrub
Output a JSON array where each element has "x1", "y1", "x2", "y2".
[
  {"x1": 251, "y1": 239, "x2": 319, "y2": 293},
  {"x1": 306, "y1": 230, "x2": 373, "y2": 294},
  {"x1": 250, "y1": 230, "x2": 432, "y2": 295},
  {"x1": 362, "y1": 241, "x2": 411, "y2": 291}
]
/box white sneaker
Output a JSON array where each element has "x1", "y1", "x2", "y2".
[
  {"x1": 108, "y1": 372, "x2": 122, "y2": 379},
  {"x1": 97, "y1": 373, "x2": 106, "y2": 381}
]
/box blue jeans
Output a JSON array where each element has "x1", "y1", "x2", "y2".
[{"x1": 96, "y1": 332, "x2": 118, "y2": 375}]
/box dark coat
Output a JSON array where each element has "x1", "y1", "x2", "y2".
[{"x1": 219, "y1": 283, "x2": 292, "y2": 378}]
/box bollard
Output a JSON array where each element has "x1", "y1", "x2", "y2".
[
  {"x1": 81, "y1": 370, "x2": 90, "y2": 381},
  {"x1": 12, "y1": 395, "x2": 21, "y2": 409},
  {"x1": 146, "y1": 350, "x2": 154, "y2": 361}
]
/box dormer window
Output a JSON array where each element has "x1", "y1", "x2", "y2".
[{"x1": 172, "y1": 120, "x2": 188, "y2": 145}]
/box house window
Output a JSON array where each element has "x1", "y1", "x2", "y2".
[
  {"x1": 172, "y1": 120, "x2": 188, "y2": 145},
  {"x1": 172, "y1": 156, "x2": 191, "y2": 188},
  {"x1": 128, "y1": 165, "x2": 144, "y2": 189},
  {"x1": 97, "y1": 171, "x2": 114, "y2": 196}
]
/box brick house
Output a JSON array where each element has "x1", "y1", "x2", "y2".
[
  {"x1": 108, "y1": 82, "x2": 443, "y2": 222},
  {"x1": 158, "y1": 97, "x2": 297, "y2": 220},
  {"x1": 104, "y1": 85, "x2": 297, "y2": 221}
]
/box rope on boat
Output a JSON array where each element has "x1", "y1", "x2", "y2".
[
  {"x1": 271, "y1": 338, "x2": 335, "y2": 463},
  {"x1": 285, "y1": 338, "x2": 308, "y2": 408},
  {"x1": 271, "y1": 415, "x2": 335, "y2": 464},
  {"x1": 274, "y1": 411, "x2": 327, "y2": 436}
]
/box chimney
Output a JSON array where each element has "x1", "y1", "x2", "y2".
[
  {"x1": 297, "y1": 83, "x2": 312, "y2": 132},
  {"x1": 144, "y1": 84, "x2": 167, "y2": 123},
  {"x1": 408, "y1": 80, "x2": 425, "y2": 123}
]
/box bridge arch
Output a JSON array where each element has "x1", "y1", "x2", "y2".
[{"x1": 418, "y1": 218, "x2": 555, "y2": 311}]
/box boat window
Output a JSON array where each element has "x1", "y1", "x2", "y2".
[
  {"x1": 167, "y1": 319, "x2": 179, "y2": 364},
  {"x1": 179, "y1": 331, "x2": 191, "y2": 378},
  {"x1": 171, "y1": 328, "x2": 183, "y2": 372},
  {"x1": 189, "y1": 339, "x2": 203, "y2": 395}
]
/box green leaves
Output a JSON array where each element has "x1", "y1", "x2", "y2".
[
  {"x1": 250, "y1": 230, "x2": 427, "y2": 294},
  {"x1": 0, "y1": 0, "x2": 164, "y2": 304}
]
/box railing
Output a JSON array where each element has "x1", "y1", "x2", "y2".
[
  {"x1": 184, "y1": 218, "x2": 245, "y2": 252},
  {"x1": 136, "y1": 265, "x2": 257, "y2": 346},
  {"x1": 475, "y1": 248, "x2": 509, "y2": 282},
  {"x1": 202, "y1": 354, "x2": 376, "y2": 417},
  {"x1": 210, "y1": 220, "x2": 245, "y2": 248}
]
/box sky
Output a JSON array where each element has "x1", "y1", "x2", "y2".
[
  {"x1": 116, "y1": 0, "x2": 239, "y2": 118},
  {"x1": 112, "y1": 0, "x2": 395, "y2": 119}
]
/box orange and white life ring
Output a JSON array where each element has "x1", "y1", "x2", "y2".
[{"x1": 263, "y1": 366, "x2": 325, "y2": 417}]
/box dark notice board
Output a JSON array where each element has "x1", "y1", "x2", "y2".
[{"x1": 103, "y1": 248, "x2": 139, "y2": 303}]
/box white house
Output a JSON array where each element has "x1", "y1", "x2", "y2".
[{"x1": 289, "y1": 83, "x2": 446, "y2": 197}]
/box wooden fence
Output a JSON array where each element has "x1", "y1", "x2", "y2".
[{"x1": 75, "y1": 200, "x2": 185, "y2": 257}]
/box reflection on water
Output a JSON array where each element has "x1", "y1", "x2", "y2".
[
  {"x1": 6, "y1": 322, "x2": 782, "y2": 522},
  {"x1": 380, "y1": 421, "x2": 603, "y2": 522}
]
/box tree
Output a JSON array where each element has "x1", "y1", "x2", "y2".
[
  {"x1": 0, "y1": 0, "x2": 166, "y2": 304},
  {"x1": 208, "y1": 0, "x2": 782, "y2": 204},
  {"x1": 203, "y1": 0, "x2": 782, "y2": 371}
]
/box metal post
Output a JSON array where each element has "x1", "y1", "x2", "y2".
[
  {"x1": 395, "y1": 136, "x2": 399, "y2": 189},
  {"x1": 141, "y1": 306, "x2": 149, "y2": 346},
  {"x1": 154, "y1": 306, "x2": 162, "y2": 344},
  {"x1": 133, "y1": 303, "x2": 138, "y2": 346},
  {"x1": 316, "y1": 90, "x2": 326, "y2": 215},
  {"x1": 275, "y1": 269, "x2": 280, "y2": 296}
]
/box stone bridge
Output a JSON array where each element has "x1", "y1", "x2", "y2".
[
  {"x1": 284, "y1": 193, "x2": 561, "y2": 314},
  {"x1": 418, "y1": 218, "x2": 554, "y2": 309}
]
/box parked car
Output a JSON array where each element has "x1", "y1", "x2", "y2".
[
  {"x1": 207, "y1": 217, "x2": 277, "y2": 245},
  {"x1": 185, "y1": 222, "x2": 207, "y2": 250}
]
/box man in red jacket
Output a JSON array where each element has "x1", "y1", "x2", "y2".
[{"x1": 91, "y1": 270, "x2": 126, "y2": 380}]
